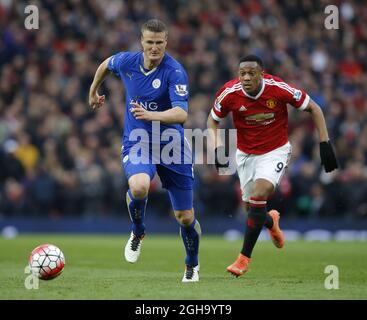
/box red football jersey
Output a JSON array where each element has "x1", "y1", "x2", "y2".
[{"x1": 211, "y1": 74, "x2": 310, "y2": 154}]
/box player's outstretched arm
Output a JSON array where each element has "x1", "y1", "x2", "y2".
[
  {"x1": 130, "y1": 103, "x2": 187, "y2": 124},
  {"x1": 207, "y1": 113, "x2": 223, "y2": 149},
  {"x1": 304, "y1": 99, "x2": 338, "y2": 172},
  {"x1": 207, "y1": 113, "x2": 228, "y2": 171},
  {"x1": 89, "y1": 57, "x2": 111, "y2": 110}
]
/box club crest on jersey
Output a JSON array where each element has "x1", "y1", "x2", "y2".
[
  {"x1": 152, "y1": 79, "x2": 161, "y2": 89},
  {"x1": 174, "y1": 84, "x2": 188, "y2": 97},
  {"x1": 266, "y1": 99, "x2": 277, "y2": 109}
]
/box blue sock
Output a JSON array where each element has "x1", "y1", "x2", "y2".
[
  {"x1": 126, "y1": 190, "x2": 147, "y2": 237},
  {"x1": 180, "y1": 219, "x2": 201, "y2": 267}
]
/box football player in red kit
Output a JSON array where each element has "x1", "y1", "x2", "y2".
[{"x1": 207, "y1": 55, "x2": 338, "y2": 277}]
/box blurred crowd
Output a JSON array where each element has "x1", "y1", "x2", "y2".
[{"x1": 0, "y1": 0, "x2": 366, "y2": 219}]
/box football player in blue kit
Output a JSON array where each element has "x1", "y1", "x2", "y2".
[{"x1": 89, "y1": 19, "x2": 200, "y2": 282}]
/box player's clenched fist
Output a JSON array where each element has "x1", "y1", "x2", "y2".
[
  {"x1": 319, "y1": 141, "x2": 338, "y2": 173},
  {"x1": 89, "y1": 92, "x2": 105, "y2": 110},
  {"x1": 214, "y1": 146, "x2": 230, "y2": 172}
]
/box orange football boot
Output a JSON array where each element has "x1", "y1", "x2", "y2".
[
  {"x1": 267, "y1": 209, "x2": 284, "y2": 248},
  {"x1": 226, "y1": 253, "x2": 251, "y2": 277}
]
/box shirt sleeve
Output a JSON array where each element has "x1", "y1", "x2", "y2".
[
  {"x1": 211, "y1": 85, "x2": 231, "y2": 121},
  {"x1": 107, "y1": 52, "x2": 126, "y2": 77},
  {"x1": 168, "y1": 68, "x2": 189, "y2": 112},
  {"x1": 280, "y1": 80, "x2": 310, "y2": 111}
]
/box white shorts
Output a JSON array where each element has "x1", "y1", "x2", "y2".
[{"x1": 236, "y1": 142, "x2": 292, "y2": 202}]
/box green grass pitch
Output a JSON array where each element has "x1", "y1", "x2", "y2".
[{"x1": 1, "y1": 234, "x2": 366, "y2": 300}]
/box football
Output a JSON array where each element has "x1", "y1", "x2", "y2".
[{"x1": 29, "y1": 244, "x2": 65, "y2": 280}]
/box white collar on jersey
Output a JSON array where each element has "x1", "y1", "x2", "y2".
[
  {"x1": 139, "y1": 53, "x2": 159, "y2": 76},
  {"x1": 241, "y1": 79, "x2": 265, "y2": 100},
  {"x1": 139, "y1": 65, "x2": 157, "y2": 76}
]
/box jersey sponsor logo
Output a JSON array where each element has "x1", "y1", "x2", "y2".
[
  {"x1": 261, "y1": 119, "x2": 276, "y2": 125},
  {"x1": 293, "y1": 89, "x2": 302, "y2": 101},
  {"x1": 152, "y1": 79, "x2": 161, "y2": 89},
  {"x1": 174, "y1": 84, "x2": 188, "y2": 97},
  {"x1": 266, "y1": 99, "x2": 277, "y2": 109},
  {"x1": 130, "y1": 99, "x2": 158, "y2": 111},
  {"x1": 239, "y1": 105, "x2": 247, "y2": 111},
  {"x1": 245, "y1": 112, "x2": 275, "y2": 124}
]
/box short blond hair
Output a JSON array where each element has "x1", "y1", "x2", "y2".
[{"x1": 141, "y1": 19, "x2": 168, "y2": 37}]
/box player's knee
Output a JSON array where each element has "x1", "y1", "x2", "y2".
[
  {"x1": 129, "y1": 184, "x2": 149, "y2": 199},
  {"x1": 251, "y1": 179, "x2": 274, "y2": 199},
  {"x1": 128, "y1": 174, "x2": 150, "y2": 199},
  {"x1": 251, "y1": 190, "x2": 269, "y2": 199},
  {"x1": 175, "y1": 209, "x2": 194, "y2": 226}
]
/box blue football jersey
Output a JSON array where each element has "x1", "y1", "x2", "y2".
[{"x1": 107, "y1": 52, "x2": 189, "y2": 150}]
